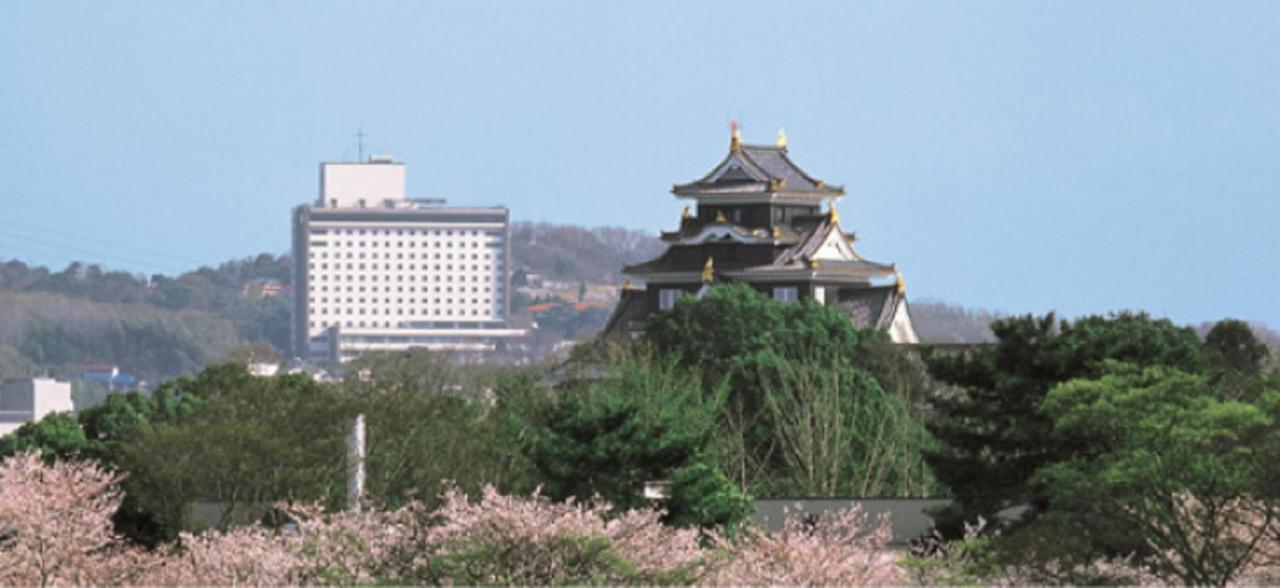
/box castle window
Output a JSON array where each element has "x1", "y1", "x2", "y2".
[
  {"x1": 773, "y1": 287, "x2": 798, "y2": 303},
  {"x1": 659, "y1": 289, "x2": 681, "y2": 310}
]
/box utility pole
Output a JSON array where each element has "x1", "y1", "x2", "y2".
[{"x1": 346, "y1": 413, "x2": 366, "y2": 511}]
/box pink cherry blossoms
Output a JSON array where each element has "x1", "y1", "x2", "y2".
[{"x1": 0, "y1": 453, "x2": 907, "y2": 586}]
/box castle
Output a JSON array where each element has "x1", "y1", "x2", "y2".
[{"x1": 604, "y1": 126, "x2": 918, "y2": 344}]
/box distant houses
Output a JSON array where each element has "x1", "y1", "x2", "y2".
[
  {"x1": 240, "y1": 278, "x2": 290, "y2": 299},
  {"x1": 80, "y1": 363, "x2": 138, "y2": 391}
]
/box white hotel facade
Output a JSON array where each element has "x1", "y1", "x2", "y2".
[{"x1": 291, "y1": 157, "x2": 526, "y2": 363}]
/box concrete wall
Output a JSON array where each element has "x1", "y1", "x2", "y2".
[
  {"x1": 753, "y1": 499, "x2": 953, "y2": 547},
  {"x1": 319, "y1": 162, "x2": 405, "y2": 208},
  {"x1": 0, "y1": 378, "x2": 73, "y2": 437}
]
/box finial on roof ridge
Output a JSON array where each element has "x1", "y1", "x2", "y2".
[
  {"x1": 681, "y1": 205, "x2": 693, "y2": 220},
  {"x1": 776, "y1": 128, "x2": 788, "y2": 149},
  {"x1": 730, "y1": 119, "x2": 742, "y2": 152},
  {"x1": 714, "y1": 210, "x2": 727, "y2": 223},
  {"x1": 895, "y1": 270, "x2": 906, "y2": 295},
  {"x1": 702, "y1": 257, "x2": 715, "y2": 284},
  {"x1": 829, "y1": 206, "x2": 840, "y2": 224}
]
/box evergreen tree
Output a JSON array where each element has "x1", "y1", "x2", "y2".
[
  {"x1": 922, "y1": 312, "x2": 1203, "y2": 536},
  {"x1": 521, "y1": 356, "x2": 751, "y2": 531}
]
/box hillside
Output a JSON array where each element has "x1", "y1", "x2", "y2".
[
  {"x1": 0, "y1": 256, "x2": 291, "y2": 381},
  {"x1": 0, "y1": 291, "x2": 243, "y2": 382},
  {"x1": 509, "y1": 222, "x2": 666, "y2": 284},
  {"x1": 1, "y1": 221, "x2": 1276, "y2": 380},
  {"x1": 910, "y1": 301, "x2": 999, "y2": 344}
]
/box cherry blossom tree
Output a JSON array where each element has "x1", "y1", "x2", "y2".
[
  {"x1": 714, "y1": 503, "x2": 899, "y2": 586},
  {"x1": 0, "y1": 453, "x2": 151, "y2": 586}
]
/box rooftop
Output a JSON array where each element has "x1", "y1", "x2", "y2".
[{"x1": 672, "y1": 129, "x2": 845, "y2": 198}]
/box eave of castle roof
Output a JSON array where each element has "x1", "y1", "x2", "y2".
[{"x1": 672, "y1": 143, "x2": 845, "y2": 197}]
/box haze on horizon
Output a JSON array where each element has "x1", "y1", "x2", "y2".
[{"x1": 1, "y1": 1, "x2": 1277, "y2": 328}]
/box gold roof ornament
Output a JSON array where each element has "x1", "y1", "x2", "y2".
[
  {"x1": 809, "y1": 259, "x2": 821, "y2": 269},
  {"x1": 701, "y1": 256, "x2": 715, "y2": 284},
  {"x1": 714, "y1": 210, "x2": 727, "y2": 223},
  {"x1": 776, "y1": 128, "x2": 788, "y2": 149},
  {"x1": 815, "y1": 180, "x2": 826, "y2": 190},
  {"x1": 771, "y1": 225, "x2": 782, "y2": 238},
  {"x1": 681, "y1": 205, "x2": 693, "y2": 220},
  {"x1": 895, "y1": 270, "x2": 906, "y2": 295},
  {"x1": 769, "y1": 177, "x2": 787, "y2": 192},
  {"x1": 622, "y1": 279, "x2": 636, "y2": 291},
  {"x1": 730, "y1": 120, "x2": 742, "y2": 152},
  {"x1": 828, "y1": 206, "x2": 840, "y2": 223}
]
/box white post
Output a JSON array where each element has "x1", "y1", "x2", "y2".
[{"x1": 346, "y1": 413, "x2": 366, "y2": 511}]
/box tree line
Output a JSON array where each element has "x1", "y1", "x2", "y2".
[{"x1": 3, "y1": 282, "x2": 1280, "y2": 584}]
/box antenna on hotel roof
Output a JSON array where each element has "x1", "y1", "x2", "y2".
[{"x1": 355, "y1": 126, "x2": 366, "y2": 162}]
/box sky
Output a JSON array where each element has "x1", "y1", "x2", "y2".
[{"x1": 1, "y1": 2, "x2": 1278, "y2": 328}]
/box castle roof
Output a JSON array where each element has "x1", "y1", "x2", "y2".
[
  {"x1": 624, "y1": 216, "x2": 896, "y2": 283},
  {"x1": 835, "y1": 285, "x2": 910, "y2": 332},
  {"x1": 672, "y1": 142, "x2": 845, "y2": 198}
]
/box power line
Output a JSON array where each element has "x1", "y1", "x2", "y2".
[
  {"x1": 0, "y1": 229, "x2": 188, "y2": 275},
  {"x1": 0, "y1": 220, "x2": 207, "y2": 267}
]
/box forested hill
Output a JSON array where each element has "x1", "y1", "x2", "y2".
[
  {"x1": 0, "y1": 255, "x2": 291, "y2": 381},
  {"x1": 0, "y1": 221, "x2": 1276, "y2": 382},
  {"x1": 509, "y1": 222, "x2": 666, "y2": 284}
]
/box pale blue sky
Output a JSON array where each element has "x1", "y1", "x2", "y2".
[{"x1": 2, "y1": 2, "x2": 1278, "y2": 327}]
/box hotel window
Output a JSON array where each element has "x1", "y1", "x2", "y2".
[
  {"x1": 659, "y1": 289, "x2": 682, "y2": 311},
  {"x1": 773, "y1": 287, "x2": 799, "y2": 303}
]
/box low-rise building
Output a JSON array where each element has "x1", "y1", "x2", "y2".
[
  {"x1": 0, "y1": 378, "x2": 74, "y2": 437},
  {"x1": 80, "y1": 364, "x2": 137, "y2": 391}
]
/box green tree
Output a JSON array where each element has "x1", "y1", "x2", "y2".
[
  {"x1": 0, "y1": 412, "x2": 86, "y2": 460},
  {"x1": 0, "y1": 387, "x2": 205, "y2": 545},
  {"x1": 123, "y1": 367, "x2": 349, "y2": 539},
  {"x1": 1036, "y1": 363, "x2": 1280, "y2": 585},
  {"x1": 755, "y1": 353, "x2": 934, "y2": 497},
  {"x1": 646, "y1": 284, "x2": 933, "y2": 498},
  {"x1": 923, "y1": 312, "x2": 1203, "y2": 535},
  {"x1": 354, "y1": 388, "x2": 520, "y2": 509},
  {"x1": 1203, "y1": 319, "x2": 1273, "y2": 402},
  {"x1": 521, "y1": 356, "x2": 751, "y2": 530}
]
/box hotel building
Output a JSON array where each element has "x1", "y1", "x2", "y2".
[{"x1": 291, "y1": 157, "x2": 526, "y2": 362}]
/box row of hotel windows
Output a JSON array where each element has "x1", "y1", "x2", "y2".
[
  {"x1": 309, "y1": 305, "x2": 490, "y2": 325},
  {"x1": 312, "y1": 241, "x2": 497, "y2": 250},
  {"x1": 311, "y1": 228, "x2": 497, "y2": 237},
  {"x1": 310, "y1": 263, "x2": 493, "y2": 273},
  {"x1": 311, "y1": 251, "x2": 493, "y2": 260},
  {"x1": 313, "y1": 305, "x2": 492, "y2": 316},
  {"x1": 658, "y1": 286, "x2": 799, "y2": 311},
  {"x1": 311, "y1": 285, "x2": 492, "y2": 294},
  {"x1": 312, "y1": 277, "x2": 494, "y2": 287},
  {"x1": 309, "y1": 319, "x2": 490, "y2": 328},
  {"x1": 311, "y1": 295, "x2": 492, "y2": 304}
]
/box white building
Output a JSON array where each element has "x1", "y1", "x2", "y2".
[
  {"x1": 0, "y1": 378, "x2": 74, "y2": 437},
  {"x1": 292, "y1": 157, "x2": 526, "y2": 363}
]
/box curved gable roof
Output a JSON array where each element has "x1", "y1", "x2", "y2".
[{"x1": 672, "y1": 142, "x2": 845, "y2": 197}]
